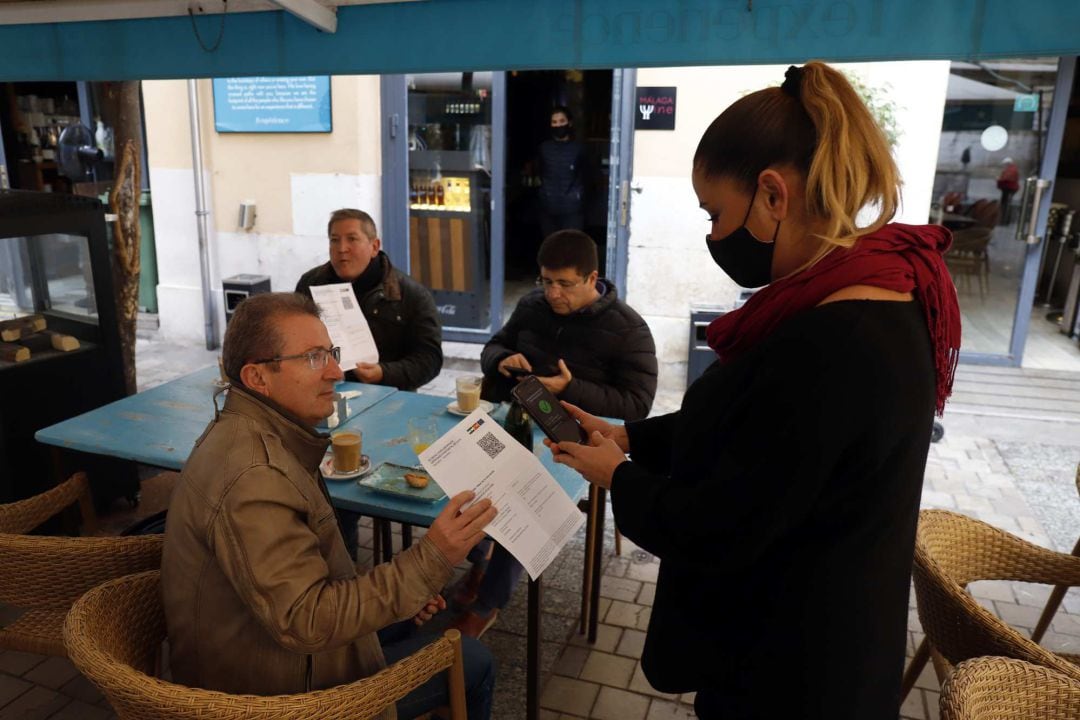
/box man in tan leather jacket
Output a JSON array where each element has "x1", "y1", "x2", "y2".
[{"x1": 162, "y1": 292, "x2": 497, "y2": 720}]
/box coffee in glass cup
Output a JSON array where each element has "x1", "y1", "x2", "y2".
[
  {"x1": 456, "y1": 376, "x2": 482, "y2": 412},
  {"x1": 331, "y1": 430, "x2": 362, "y2": 473}
]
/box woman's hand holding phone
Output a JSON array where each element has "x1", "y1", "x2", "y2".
[
  {"x1": 559, "y1": 402, "x2": 630, "y2": 452},
  {"x1": 544, "y1": 402, "x2": 631, "y2": 490}
]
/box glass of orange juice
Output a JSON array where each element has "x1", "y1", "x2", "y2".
[{"x1": 407, "y1": 418, "x2": 438, "y2": 456}]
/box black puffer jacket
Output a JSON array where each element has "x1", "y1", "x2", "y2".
[
  {"x1": 481, "y1": 280, "x2": 657, "y2": 420},
  {"x1": 296, "y1": 253, "x2": 442, "y2": 391}
]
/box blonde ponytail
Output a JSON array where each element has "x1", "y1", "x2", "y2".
[{"x1": 798, "y1": 62, "x2": 900, "y2": 247}]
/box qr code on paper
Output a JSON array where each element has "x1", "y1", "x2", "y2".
[
  {"x1": 477, "y1": 432, "x2": 505, "y2": 459},
  {"x1": 342, "y1": 297, "x2": 354, "y2": 310}
]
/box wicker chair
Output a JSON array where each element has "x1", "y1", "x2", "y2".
[
  {"x1": 940, "y1": 656, "x2": 1080, "y2": 719},
  {"x1": 0, "y1": 470, "x2": 97, "y2": 535},
  {"x1": 1031, "y1": 461, "x2": 1080, "y2": 643},
  {"x1": 64, "y1": 570, "x2": 469, "y2": 720},
  {"x1": 905, "y1": 509, "x2": 1080, "y2": 696},
  {"x1": 0, "y1": 472, "x2": 163, "y2": 656}
]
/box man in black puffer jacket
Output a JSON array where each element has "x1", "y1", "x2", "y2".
[
  {"x1": 452, "y1": 229, "x2": 657, "y2": 638},
  {"x1": 481, "y1": 230, "x2": 657, "y2": 420},
  {"x1": 296, "y1": 208, "x2": 442, "y2": 392}
]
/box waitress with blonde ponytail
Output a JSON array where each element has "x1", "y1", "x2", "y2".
[{"x1": 548, "y1": 63, "x2": 960, "y2": 718}]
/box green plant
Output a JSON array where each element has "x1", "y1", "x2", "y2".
[{"x1": 842, "y1": 70, "x2": 901, "y2": 149}]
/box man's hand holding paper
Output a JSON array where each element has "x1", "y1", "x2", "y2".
[{"x1": 419, "y1": 410, "x2": 585, "y2": 580}]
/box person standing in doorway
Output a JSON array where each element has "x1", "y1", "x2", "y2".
[
  {"x1": 997, "y1": 157, "x2": 1020, "y2": 225},
  {"x1": 537, "y1": 106, "x2": 587, "y2": 239}
]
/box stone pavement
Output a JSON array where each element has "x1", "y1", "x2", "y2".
[{"x1": 2, "y1": 338, "x2": 1080, "y2": 719}]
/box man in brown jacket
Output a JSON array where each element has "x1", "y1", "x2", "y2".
[{"x1": 161, "y1": 292, "x2": 496, "y2": 720}]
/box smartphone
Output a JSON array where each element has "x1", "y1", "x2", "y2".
[{"x1": 510, "y1": 375, "x2": 588, "y2": 444}]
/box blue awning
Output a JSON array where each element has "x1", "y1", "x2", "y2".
[{"x1": 1, "y1": 0, "x2": 1078, "y2": 81}]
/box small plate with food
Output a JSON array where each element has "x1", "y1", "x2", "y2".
[{"x1": 358, "y1": 462, "x2": 447, "y2": 503}]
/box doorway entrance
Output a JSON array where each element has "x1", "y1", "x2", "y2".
[
  {"x1": 380, "y1": 69, "x2": 630, "y2": 342},
  {"x1": 502, "y1": 69, "x2": 613, "y2": 316},
  {"x1": 929, "y1": 56, "x2": 1078, "y2": 368}
]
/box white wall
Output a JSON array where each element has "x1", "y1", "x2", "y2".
[
  {"x1": 143, "y1": 77, "x2": 382, "y2": 345},
  {"x1": 627, "y1": 61, "x2": 951, "y2": 392}
]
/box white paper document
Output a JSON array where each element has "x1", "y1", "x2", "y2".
[
  {"x1": 419, "y1": 410, "x2": 585, "y2": 580},
  {"x1": 308, "y1": 283, "x2": 379, "y2": 368}
]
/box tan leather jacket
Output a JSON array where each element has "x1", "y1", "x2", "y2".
[{"x1": 162, "y1": 386, "x2": 453, "y2": 715}]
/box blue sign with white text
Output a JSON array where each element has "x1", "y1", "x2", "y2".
[{"x1": 212, "y1": 76, "x2": 332, "y2": 133}]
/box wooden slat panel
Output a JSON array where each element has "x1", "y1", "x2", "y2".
[
  {"x1": 427, "y1": 217, "x2": 444, "y2": 290},
  {"x1": 409, "y1": 216, "x2": 423, "y2": 285},
  {"x1": 449, "y1": 218, "x2": 467, "y2": 291}
]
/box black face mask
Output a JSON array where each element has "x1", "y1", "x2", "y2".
[
  {"x1": 704, "y1": 187, "x2": 780, "y2": 288},
  {"x1": 551, "y1": 125, "x2": 570, "y2": 140}
]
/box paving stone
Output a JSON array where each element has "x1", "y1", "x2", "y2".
[
  {"x1": 625, "y1": 562, "x2": 659, "y2": 584},
  {"x1": 925, "y1": 690, "x2": 941, "y2": 720},
  {"x1": 579, "y1": 651, "x2": 636, "y2": 689},
  {"x1": 553, "y1": 645, "x2": 590, "y2": 678},
  {"x1": 615, "y1": 629, "x2": 647, "y2": 660},
  {"x1": 900, "y1": 685, "x2": 928, "y2": 720},
  {"x1": 920, "y1": 490, "x2": 956, "y2": 509},
  {"x1": 540, "y1": 676, "x2": 599, "y2": 717},
  {"x1": 628, "y1": 662, "x2": 679, "y2": 700},
  {"x1": 590, "y1": 686, "x2": 650, "y2": 720},
  {"x1": 995, "y1": 600, "x2": 1043, "y2": 629},
  {"x1": 605, "y1": 601, "x2": 651, "y2": 631},
  {"x1": 599, "y1": 577, "x2": 642, "y2": 603},
  {"x1": 20, "y1": 657, "x2": 79, "y2": 691},
  {"x1": 1052, "y1": 613, "x2": 1080, "y2": 637},
  {"x1": 913, "y1": 657, "x2": 940, "y2": 691},
  {"x1": 645, "y1": 699, "x2": 696, "y2": 720},
  {"x1": 58, "y1": 673, "x2": 104, "y2": 705},
  {"x1": 1012, "y1": 582, "x2": 1052, "y2": 608},
  {"x1": 0, "y1": 672, "x2": 32, "y2": 707},
  {"x1": 636, "y1": 584, "x2": 655, "y2": 607},
  {"x1": 968, "y1": 580, "x2": 1015, "y2": 603},
  {"x1": 569, "y1": 624, "x2": 622, "y2": 655},
  {"x1": 1042, "y1": 630, "x2": 1080, "y2": 654},
  {"x1": 48, "y1": 698, "x2": 115, "y2": 719},
  {"x1": 0, "y1": 651, "x2": 46, "y2": 677},
  {"x1": 0, "y1": 685, "x2": 69, "y2": 719}
]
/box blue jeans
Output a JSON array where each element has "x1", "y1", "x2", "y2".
[
  {"x1": 378, "y1": 621, "x2": 495, "y2": 720},
  {"x1": 467, "y1": 540, "x2": 524, "y2": 617}
]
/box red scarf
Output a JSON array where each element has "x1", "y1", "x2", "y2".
[{"x1": 706, "y1": 223, "x2": 961, "y2": 415}]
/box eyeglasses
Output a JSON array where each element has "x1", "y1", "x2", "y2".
[
  {"x1": 535, "y1": 276, "x2": 587, "y2": 291},
  {"x1": 251, "y1": 346, "x2": 341, "y2": 370}
]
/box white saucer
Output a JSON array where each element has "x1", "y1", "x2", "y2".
[
  {"x1": 446, "y1": 399, "x2": 494, "y2": 417},
  {"x1": 320, "y1": 453, "x2": 372, "y2": 481}
]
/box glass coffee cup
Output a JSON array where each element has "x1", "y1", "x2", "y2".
[
  {"x1": 330, "y1": 429, "x2": 363, "y2": 473},
  {"x1": 455, "y1": 376, "x2": 482, "y2": 412}
]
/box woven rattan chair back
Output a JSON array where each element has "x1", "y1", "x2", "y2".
[
  {"x1": 940, "y1": 656, "x2": 1080, "y2": 719},
  {"x1": 913, "y1": 510, "x2": 1080, "y2": 680},
  {"x1": 64, "y1": 570, "x2": 468, "y2": 720},
  {"x1": 0, "y1": 473, "x2": 161, "y2": 656},
  {"x1": 0, "y1": 471, "x2": 96, "y2": 534}
]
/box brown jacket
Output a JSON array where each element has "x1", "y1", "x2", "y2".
[{"x1": 161, "y1": 386, "x2": 453, "y2": 714}]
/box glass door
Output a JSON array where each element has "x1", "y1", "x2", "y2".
[
  {"x1": 381, "y1": 72, "x2": 505, "y2": 342},
  {"x1": 929, "y1": 57, "x2": 1076, "y2": 365}
]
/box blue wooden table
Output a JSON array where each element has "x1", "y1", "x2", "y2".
[{"x1": 34, "y1": 366, "x2": 395, "y2": 470}]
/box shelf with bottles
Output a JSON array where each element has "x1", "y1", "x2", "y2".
[{"x1": 409, "y1": 175, "x2": 474, "y2": 213}]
